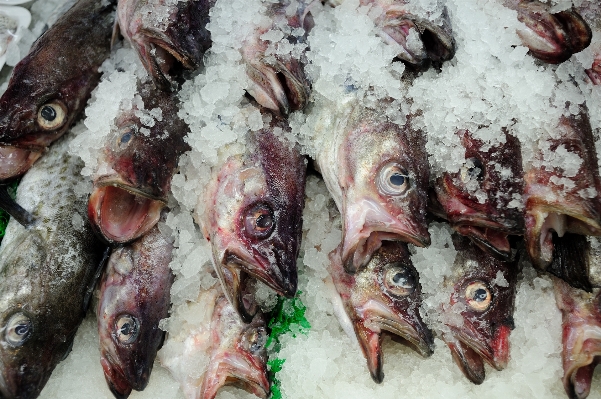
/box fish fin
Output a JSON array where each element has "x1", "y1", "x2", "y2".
[
  {"x1": 0, "y1": 184, "x2": 36, "y2": 228},
  {"x1": 83, "y1": 246, "x2": 111, "y2": 314},
  {"x1": 548, "y1": 233, "x2": 592, "y2": 292},
  {"x1": 111, "y1": 17, "x2": 121, "y2": 50}
]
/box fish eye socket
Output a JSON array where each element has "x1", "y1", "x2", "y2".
[
  {"x1": 116, "y1": 126, "x2": 135, "y2": 148},
  {"x1": 465, "y1": 281, "x2": 492, "y2": 311},
  {"x1": 378, "y1": 162, "x2": 410, "y2": 196},
  {"x1": 114, "y1": 314, "x2": 139, "y2": 345},
  {"x1": 383, "y1": 263, "x2": 416, "y2": 296},
  {"x1": 37, "y1": 101, "x2": 67, "y2": 130},
  {"x1": 244, "y1": 326, "x2": 267, "y2": 354},
  {"x1": 460, "y1": 157, "x2": 484, "y2": 183},
  {"x1": 244, "y1": 204, "x2": 275, "y2": 238},
  {"x1": 5, "y1": 312, "x2": 32, "y2": 347}
]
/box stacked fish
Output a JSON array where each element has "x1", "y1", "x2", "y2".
[{"x1": 0, "y1": 0, "x2": 598, "y2": 399}]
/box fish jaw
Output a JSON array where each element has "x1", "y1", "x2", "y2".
[
  {"x1": 213, "y1": 263, "x2": 259, "y2": 324},
  {"x1": 100, "y1": 356, "x2": 134, "y2": 399},
  {"x1": 0, "y1": 147, "x2": 42, "y2": 181},
  {"x1": 516, "y1": 2, "x2": 591, "y2": 64}
]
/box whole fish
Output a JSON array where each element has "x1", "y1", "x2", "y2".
[
  {"x1": 159, "y1": 285, "x2": 270, "y2": 399},
  {"x1": 437, "y1": 234, "x2": 518, "y2": 385},
  {"x1": 97, "y1": 224, "x2": 174, "y2": 398},
  {"x1": 502, "y1": 0, "x2": 591, "y2": 64},
  {"x1": 242, "y1": 0, "x2": 312, "y2": 115},
  {"x1": 0, "y1": 0, "x2": 114, "y2": 182},
  {"x1": 197, "y1": 114, "x2": 306, "y2": 318},
  {"x1": 88, "y1": 80, "x2": 191, "y2": 244},
  {"x1": 0, "y1": 132, "x2": 106, "y2": 399},
  {"x1": 431, "y1": 130, "x2": 524, "y2": 260},
  {"x1": 523, "y1": 108, "x2": 601, "y2": 277},
  {"x1": 327, "y1": 241, "x2": 434, "y2": 383},
  {"x1": 117, "y1": 0, "x2": 214, "y2": 90},
  {"x1": 314, "y1": 95, "x2": 430, "y2": 273}
]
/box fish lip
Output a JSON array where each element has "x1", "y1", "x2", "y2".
[
  {"x1": 0, "y1": 146, "x2": 43, "y2": 182},
  {"x1": 445, "y1": 336, "x2": 486, "y2": 385},
  {"x1": 562, "y1": 326, "x2": 601, "y2": 399},
  {"x1": 100, "y1": 354, "x2": 134, "y2": 399},
  {"x1": 201, "y1": 352, "x2": 270, "y2": 399},
  {"x1": 453, "y1": 223, "x2": 515, "y2": 260},
  {"x1": 447, "y1": 322, "x2": 510, "y2": 372},
  {"x1": 94, "y1": 176, "x2": 166, "y2": 202},
  {"x1": 364, "y1": 313, "x2": 434, "y2": 358}
]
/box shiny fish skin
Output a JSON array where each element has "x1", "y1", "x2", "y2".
[
  {"x1": 88, "y1": 80, "x2": 191, "y2": 244},
  {"x1": 159, "y1": 285, "x2": 270, "y2": 399},
  {"x1": 327, "y1": 241, "x2": 433, "y2": 383},
  {"x1": 117, "y1": 0, "x2": 214, "y2": 90},
  {"x1": 315, "y1": 95, "x2": 430, "y2": 274},
  {"x1": 197, "y1": 115, "x2": 306, "y2": 319},
  {"x1": 0, "y1": 133, "x2": 105, "y2": 399},
  {"x1": 97, "y1": 224, "x2": 174, "y2": 399},
  {"x1": 0, "y1": 0, "x2": 115, "y2": 182}
]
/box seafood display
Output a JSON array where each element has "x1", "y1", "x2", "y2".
[{"x1": 0, "y1": 0, "x2": 598, "y2": 398}]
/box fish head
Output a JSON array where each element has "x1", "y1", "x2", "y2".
[
  {"x1": 435, "y1": 130, "x2": 524, "y2": 259},
  {"x1": 200, "y1": 295, "x2": 269, "y2": 399},
  {"x1": 328, "y1": 242, "x2": 433, "y2": 383},
  {"x1": 442, "y1": 236, "x2": 517, "y2": 384},
  {"x1": 516, "y1": 2, "x2": 591, "y2": 64},
  {"x1": 88, "y1": 84, "x2": 190, "y2": 244},
  {"x1": 339, "y1": 119, "x2": 430, "y2": 273}
]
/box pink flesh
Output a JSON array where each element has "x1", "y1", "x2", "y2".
[
  {"x1": 586, "y1": 58, "x2": 601, "y2": 85},
  {"x1": 0, "y1": 146, "x2": 42, "y2": 180}
]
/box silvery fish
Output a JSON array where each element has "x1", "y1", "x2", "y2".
[
  {"x1": 327, "y1": 241, "x2": 434, "y2": 383},
  {"x1": 0, "y1": 132, "x2": 106, "y2": 399},
  {"x1": 97, "y1": 224, "x2": 174, "y2": 398}
]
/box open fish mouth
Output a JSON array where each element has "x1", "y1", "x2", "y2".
[
  {"x1": 214, "y1": 264, "x2": 260, "y2": 323},
  {"x1": 201, "y1": 352, "x2": 270, "y2": 399},
  {"x1": 88, "y1": 180, "x2": 165, "y2": 244},
  {"x1": 516, "y1": 3, "x2": 591, "y2": 64},
  {"x1": 0, "y1": 146, "x2": 42, "y2": 181},
  {"x1": 100, "y1": 355, "x2": 134, "y2": 399},
  {"x1": 453, "y1": 218, "x2": 520, "y2": 261},
  {"x1": 563, "y1": 327, "x2": 601, "y2": 399}
]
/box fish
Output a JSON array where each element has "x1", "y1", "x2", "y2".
[
  {"x1": 314, "y1": 95, "x2": 430, "y2": 273},
  {"x1": 502, "y1": 0, "x2": 592, "y2": 64},
  {"x1": 117, "y1": 0, "x2": 214, "y2": 90},
  {"x1": 326, "y1": 241, "x2": 434, "y2": 383},
  {"x1": 437, "y1": 234, "x2": 518, "y2": 385},
  {"x1": 197, "y1": 113, "x2": 306, "y2": 318},
  {"x1": 97, "y1": 224, "x2": 174, "y2": 399},
  {"x1": 523, "y1": 108, "x2": 601, "y2": 275},
  {"x1": 158, "y1": 285, "x2": 270, "y2": 399},
  {"x1": 241, "y1": 0, "x2": 312, "y2": 115},
  {"x1": 0, "y1": 132, "x2": 106, "y2": 399},
  {"x1": 0, "y1": 0, "x2": 115, "y2": 182},
  {"x1": 88, "y1": 80, "x2": 191, "y2": 244},
  {"x1": 431, "y1": 129, "x2": 524, "y2": 260}
]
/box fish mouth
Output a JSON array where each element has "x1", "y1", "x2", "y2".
[
  {"x1": 453, "y1": 221, "x2": 516, "y2": 261},
  {"x1": 88, "y1": 181, "x2": 165, "y2": 244},
  {"x1": 200, "y1": 352, "x2": 270, "y2": 399},
  {"x1": 0, "y1": 146, "x2": 42, "y2": 181},
  {"x1": 100, "y1": 355, "x2": 133, "y2": 399},
  {"x1": 214, "y1": 264, "x2": 260, "y2": 323},
  {"x1": 562, "y1": 324, "x2": 601, "y2": 399},
  {"x1": 516, "y1": 3, "x2": 591, "y2": 64},
  {"x1": 245, "y1": 57, "x2": 310, "y2": 116}
]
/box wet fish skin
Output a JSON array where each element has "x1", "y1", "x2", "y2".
[
  {"x1": 117, "y1": 0, "x2": 214, "y2": 90},
  {"x1": 97, "y1": 224, "x2": 174, "y2": 399},
  {"x1": 315, "y1": 96, "x2": 430, "y2": 274},
  {"x1": 327, "y1": 241, "x2": 434, "y2": 383},
  {"x1": 0, "y1": 0, "x2": 115, "y2": 182},
  {"x1": 440, "y1": 235, "x2": 518, "y2": 385},
  {"x1": 88, "y1": 80, "x2": 191, "y2": 244},
  {"x1": 0, "y1": 133, "x2": 105, "y2": 399},
  {"x1": 433, "y1": 130, "x2": 524, "y2": 260},
  {"x1": 198, "y1": 114, "x2": 306, "y2": 317}
]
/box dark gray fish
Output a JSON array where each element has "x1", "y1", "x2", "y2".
[
  {"x1": 88, "y1": 80, "x2": 190, "y2": 244},
  {"x1": 0, "y1": 132, "x2": 105, "y2": 399},
  {"x1": 97, "y1": 224, "x2": 174, "y2": 399},
  {"x1": 0, "y1": 0, "x2": 114, "y2": 182}
]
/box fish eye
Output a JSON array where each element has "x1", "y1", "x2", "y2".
[
  {"x1": 243, "y1": 326, "x2": 267, "y2": 354},
  {"x1": 377, "y1": 162, "x2": 410, "y2": 196},
  {"x1": 244, "y1": 203, "x2": 275, "y2": 238},
  {"x1": 37, "y1": 100, "x2": 67, "y2": 130},
  {"x1": 460, "y1": 157, "x2": 484, "y2": 182},
  {"x1": 383, "y1": 262, "x2": 416, "y2": 296},
  {"x1": 464, "y1": 281, "x2": 492, "y2": 312},
  {"x1": 5, "y1": 312, "x2": 32, "y2": 347},
  {"x1": 114, "y1": 314, "x2": 139, "y2": 344},
  {"x1": 116, "y1": 126, "x2": 135, "y2": 149}
]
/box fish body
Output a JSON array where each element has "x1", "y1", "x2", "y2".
[
  {"x1": 327, "y1": 241, "x2": 433, "y2": 383},
  {"x1": 88, "y1": 80, "x2": 191, "y2": 244},
  {"x1": 432, "y1": 130, "x2": 524, "y2": 260},
  {"x1": 197, "y1": 115, "x2": 306, "y2": 319},
  {"x1": 438, "y1": 235, "x2": 518, "y2": 385},
  {"x1": 97, "y1": 224, "x2": 174, "y2": 398},
  {"x1": 159, "y1": 285, "x2": 270, "y2": 399},
  {"x1": 314, "y1": 95, "x2": 430, "y2": 273},
  {"x1": 0, "y1": 133, "x2": 105, "y2": 399},
  {"x1": 117, "y1": 0, "x2": 214, "y2": 90},
  {"x1": 0, "y1": 0, "x2": 114, "y2": 181}
]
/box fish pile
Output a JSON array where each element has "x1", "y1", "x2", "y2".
[{"x1": 0, "y1": 0, "x2": 598, "y2": 398}]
